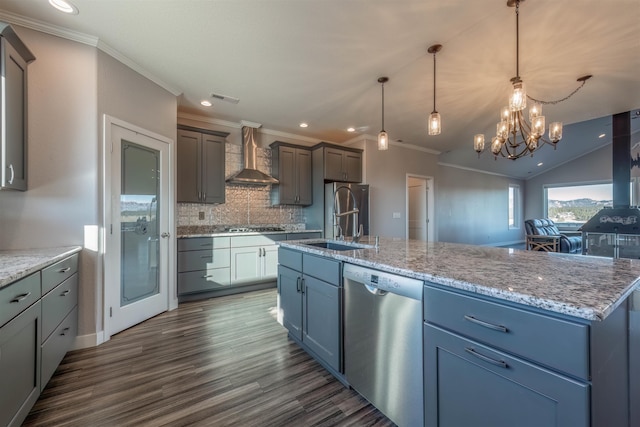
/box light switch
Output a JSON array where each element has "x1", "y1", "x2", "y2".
[
  {"x1": 198, "y1": 211, "x2": 205, "y2": 220},
  {"x1": 393, "y1": 212, "x2": 401, "y2": 219}
]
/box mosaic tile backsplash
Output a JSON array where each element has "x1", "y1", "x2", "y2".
[{"x1": 177, "y1": 142, "x2": 306, "y2": 230}]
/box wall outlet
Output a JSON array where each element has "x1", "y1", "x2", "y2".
[
  {"x1": 393, "y1": 212, "x2": 401, "y2": 219},
  {"x1": 198, "y1": 211, "x2": 205, "y2": 220}
]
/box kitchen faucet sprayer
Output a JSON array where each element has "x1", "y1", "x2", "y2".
[{"x1": 333, "y1": 186, "x2": 362, "y2": 242}]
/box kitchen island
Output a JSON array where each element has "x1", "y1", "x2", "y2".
[{"x1": 278, "y1": 237, "x2": 640, "y2": 427}]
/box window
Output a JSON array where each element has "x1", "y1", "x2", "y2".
[
  {"x1": 544, "y1": 183, "x2": 613, "y2": 228},
  {"x1": 508, "y1": 184, "x2": 520, "y2": 229}
]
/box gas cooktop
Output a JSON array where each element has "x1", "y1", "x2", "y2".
[{"x1": 225, "y1": 226, "x2": 286, "y2": 233}]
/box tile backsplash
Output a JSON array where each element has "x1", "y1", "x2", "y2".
[{"x1": 177, "y1": 142, "x2": 306, "y2": 229}]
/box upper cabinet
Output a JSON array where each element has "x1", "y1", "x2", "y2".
[
  {"x1": 313, "y1": 143, "x2": 362, "y2": 183},
  {"x1": 177, "y1": 126, "x2": 227, "y2": 204},
  {"x1": 270, "y1": 141, "x2": 312, "y2": 206},
  {"x1": 0, "y1": 23, "x2": 36, "y2": 191}
]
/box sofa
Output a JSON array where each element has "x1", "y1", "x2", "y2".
[{"x1": 524, "y1": 218, "x2": 582, "y2": 254}]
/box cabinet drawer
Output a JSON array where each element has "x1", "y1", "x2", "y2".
[
  {"x1": 42, "y1": 254, "x2": 78, "y2": 295},
  {"x1": 41, "y1": 306, "x2": 77, "y2": 389},
  {"x1": 279, "y1": 247, "x2": 302, "y2": 271},
  {"x1": 42, "y1": 274, "x2": 78, "y2": 342},
  {"x1": 178, "y1": 237, "x2": 230, "y2": 251},
  {"x1": 424, "y1": 285, "x2": 589, "y2": 380},
  {"x1": 178, "y1": 268, "x2": 231, "y2": 295},
  {"x1": 178, "y1": 248, "x2": 230, "y2": 272},
  {"x1": 303, "y1": 253, "x2": 340, "y2": 286},
  {"x1": 231, "y1": 234, "x2": 286, "y2": 248},
  {"x1": 0, "y1": 273, "x2": 41, "y2": 328}
]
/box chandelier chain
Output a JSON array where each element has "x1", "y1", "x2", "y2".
[{"x1": 527, "y1": 79, "x2": 589, "y2": 105}]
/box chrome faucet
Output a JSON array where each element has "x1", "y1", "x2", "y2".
[{"x1": 334, "y1": 186, "x2": 362, "y2": 242}]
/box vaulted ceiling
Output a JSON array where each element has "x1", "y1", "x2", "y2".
[{"x1": 1, "y1": 0, "x2": 638, "y2": 178}]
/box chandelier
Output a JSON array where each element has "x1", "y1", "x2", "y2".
[{"x1": 474, "y1": 0, "x2": 591, "y2": 160}]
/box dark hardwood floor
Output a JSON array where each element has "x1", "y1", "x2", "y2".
[{"x1": 24, "y1": 289, "x2": 394, "y2": 427}]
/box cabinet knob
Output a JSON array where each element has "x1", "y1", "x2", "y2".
[{"x1": 161, "y1": 232, "x2": 171, "y2": 238}]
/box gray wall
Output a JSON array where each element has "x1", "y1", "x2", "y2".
[
  {"x1": 524, "y1": 145, "x2": 612, "y2": 220},
  {"x1": 0, "y1": 26, "x2": 176, "y2": 345},
  {"x1": 436, "y1": 165, "x2": 525, "y2": 245}
]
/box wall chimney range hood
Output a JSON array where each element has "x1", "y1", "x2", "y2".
[{"x1": 226, "y1": 122, "x2": 278, "y2": 185}]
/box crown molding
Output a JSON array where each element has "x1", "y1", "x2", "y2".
[
  {"x1": 438, "y1": 162, "x2": 519, "y2": 179},
  {"x1": 0, "y1": 10, "x2": 181, "y2": 96}
]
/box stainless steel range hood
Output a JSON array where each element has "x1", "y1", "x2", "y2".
[{"x1": 226, "y1": 123, "x2": 278, "y2": 185}]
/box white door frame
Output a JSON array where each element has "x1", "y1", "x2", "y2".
[
  {"x1": 406, "y1": 174, "x2": 435, "y2": 242},
  {"x1": 102, "y1": 115, "x2": 177, "y2": 343}
]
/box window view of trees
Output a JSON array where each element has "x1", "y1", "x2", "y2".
[{"x1": 545, "y1": 184, "x2": 612, "y2": 225}]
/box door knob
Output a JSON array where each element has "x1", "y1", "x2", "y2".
[{"x1": 161, "y1": 232, "x2": 170, "y2": 238}]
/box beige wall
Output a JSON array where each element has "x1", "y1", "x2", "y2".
[{"x1": 0, "y1": 26, "x2": 177, "y2": 345}]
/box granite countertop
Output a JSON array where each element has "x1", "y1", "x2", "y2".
[
  {"x1": 280, "y1": 236, "x2": 640, "y2": 321},
  {"x1": 177, "y1": 228, "x2": 323, "y2": 239},
  {"x1": 0, "y1": 246, "x2": 82, "y2": 289}
]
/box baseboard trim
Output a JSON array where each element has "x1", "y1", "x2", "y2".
[{"x1": 72, "y1": 331, "x2": 106, "y2": 350}]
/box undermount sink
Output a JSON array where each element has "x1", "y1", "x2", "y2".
[{"x1": 305, "y1": 241, "x2": 370, "y2": 251}]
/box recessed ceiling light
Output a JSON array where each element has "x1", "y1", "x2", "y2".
[
  {"x1": 537, "y1": 162, "x2": 544, "y2": 167},
  {"x1": 347, "y1": 127, "x2": 355, "y2": 132},
  {"x1": 48, "y1": 0, "x2": 79, "y2": 14},
  {"x1": 200, "y1": 100, "x2": 212, "y2": 107},
  {"x1": 299, "y1": 123, "x2": 308, "y2": 128},
  {"x1": 599, "y1": 133, "x2": 606, "y2": 138}
]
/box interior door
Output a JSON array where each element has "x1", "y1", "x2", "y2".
[
  {"x1": 408, "y1": 177, "x2": 427, "y2": 240},
  {"x1": 107, "y1": 123, "x2": 171, "y2": 336}
]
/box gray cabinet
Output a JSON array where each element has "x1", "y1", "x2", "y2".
[
  {"x1": 316, "y1": 144, "x2": 362, "y2": 183},
  {"x1": 277, "y1": 247, "x2": 341, "y2": 373},
  {"x1": 0, "y1": 23, "x2": 35, "y2": 191},
  {"x1": 423, "y1": 284, "x2": 630, "y2": 427},
  {"x1": 177, "y1": 237, "x2": 231, "y2": 296},
  {"x1": 0, "y1": 275, "x2": 41, "y2": 427},
  {"x1": 270, "y1": 142, "x2": 312, "y2": 205},
  {"x1": 177, "y1": 127, "x2": 226, "y2": 204}
]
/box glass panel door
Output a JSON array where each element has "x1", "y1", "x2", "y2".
[{"x1": 120, "y1": 141, "x2": 160, "y2": 306}]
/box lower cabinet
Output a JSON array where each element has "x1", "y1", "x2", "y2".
[
  {"x1": 424, "y1": 323, "x2": 589, "y2": 427},
  {"x1": 0, "y1": 251, "x2": 79, "y2": 427},
  {"x1": 278, "y1": 247, "x2": 342, "y2": 375},
  {"x1": 177, "y1": 237, "x2": 231, "y2": 297},
  {"x1": 230, "y1": 234, "x2": 286, "y2": 286}
]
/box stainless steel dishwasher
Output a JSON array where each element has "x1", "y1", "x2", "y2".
[{"x1": 343, "y1": 263, "x2": 424, "y2": 427}]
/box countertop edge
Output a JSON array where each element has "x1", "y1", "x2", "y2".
[
  {"x1": 177, "y1": 230, "x2": 323, "y2": 239},
  {"x1": 0, "y1": 246, "x2": 82, "y2": 289}
]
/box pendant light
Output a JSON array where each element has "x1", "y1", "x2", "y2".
[
  {"x1": 377, "y1": 77, "x2": 389, "y2": 151},
  {"x1": 427, "y1": 44, "x2": 442, "y2": 136}
]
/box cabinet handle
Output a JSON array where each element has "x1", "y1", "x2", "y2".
[
  {"x1": 200, "y1": 255, "x2": 213, "y2": 259},
  {"x1": 61, "y1": 289, "x2": 71, "y2": 297},
  {"x1": 301, "y1": 278, "x2": 306, "y2": 294},
  {"x1": 464, "y1": 315, "x2": 509, "y2": 333},
  {"x1": 201, "y1": 275, "x2": 213, "y2": 278},
  {"x1": 465, "y1": 347, "x2": 508, "y2": 369},
  {"x1": 60, "y1": 327, "x2": 71, "y2": 336},
  {"x1": 8, "y1": 164, "x2": 14, "y2": 184},
  {"x1": 58, "y1": 267, "x2": 71, "y2": 273},
  {"x1": 202, "y1": 192, "x2": 206, "y2": 201},
  {"x1": 10, "y1": 292, "x2": 31, "y2": 303},
  {"x1": 296, "y1": 277, "x2": 301, "y2": 293},
  {"x1": 200, "y1": 243, "x2": 213, "y2": 247},
  {"x1": 262, "y1": 248, "x2": 266, "y2": 257}
]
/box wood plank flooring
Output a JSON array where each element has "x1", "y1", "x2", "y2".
[{"x1": 23, "y1": 289, "x2": 395, "y2": 427}]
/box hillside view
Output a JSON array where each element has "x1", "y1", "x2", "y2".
[{"x1": 548, "y1": 198, "x2": 612, "y2": 223}]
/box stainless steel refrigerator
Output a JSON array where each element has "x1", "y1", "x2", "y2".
[{"x1": 324, "y1": 183, "x2": 369, "y2": 239}]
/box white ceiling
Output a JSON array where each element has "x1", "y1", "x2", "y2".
[{"x1": 1, "y1": 0, "x2": 639, "y2": 179}]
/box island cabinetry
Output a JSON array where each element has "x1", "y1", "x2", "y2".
[
  {"x1": 177, "y1": 126, "x2": 227, "y2": 204},
  {"x1": 177, "y1": 237, "x2": 231, "y2": 296},
  {"x1": 0, "y1": 23, "x2": 35, "y2": 192},
  {"x1": 230, "y1": 234, "x2": 286, "y2": 285},
  {"x1": 424, "y1": 284, "x2": 629, "y2": 427},
  {"x1": 40, "y1": 254, "x2": 79, "y2": 389},
  {"x1": 0, "y1": 273, "x2": 41, "y2": 427},
  {"x1": 277, "y1": 247, "x2": 342, "y2": 375},
  {"x1": 270, "y1": 142, "x2": 312, "y2": 206},
  {"x1": 312, "y1": 143, "x2": 362, "y2": 183}
]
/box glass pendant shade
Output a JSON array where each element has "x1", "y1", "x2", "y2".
[
  {"x1": 497, "y1": 120, "x2": 508, "y2": 140},
  {"x1": 549, "y1": 122, "x2": 563, "y2": 142},
  {"x1": 378, "y1": 130, "x2": 389, "y2": 150},
  {"x1": 428, "y1": 112, "x2": 441, "y2": 135},
  {"x1": 500, "y1": 106, "x2": 511, "y2": 122},
  {"x1": 509, "y1": 81, "x2": 527, "y2": 111},
  {"x1": 529, "y1": 103, "x2": 542, "y2": 120},
  {"x1": 474, "y1": 134, "x2": 485, "y2": 153},
  {"x1": 533, "y1": 116, "x2": 545, "y2": 136},
  {"x1": 491, "y1": 136, "x2": 502, "y2": 155}
]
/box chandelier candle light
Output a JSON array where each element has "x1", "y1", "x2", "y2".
[
  {"x1": 428, "y1": 44, "x2": 442, "y2": 136},
  {"x1": 474, "y1": 0, "x2": 591, "y2": 160},
  {"x1": 378, "y1": 77, "x2": 389, "y2": 151}
]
